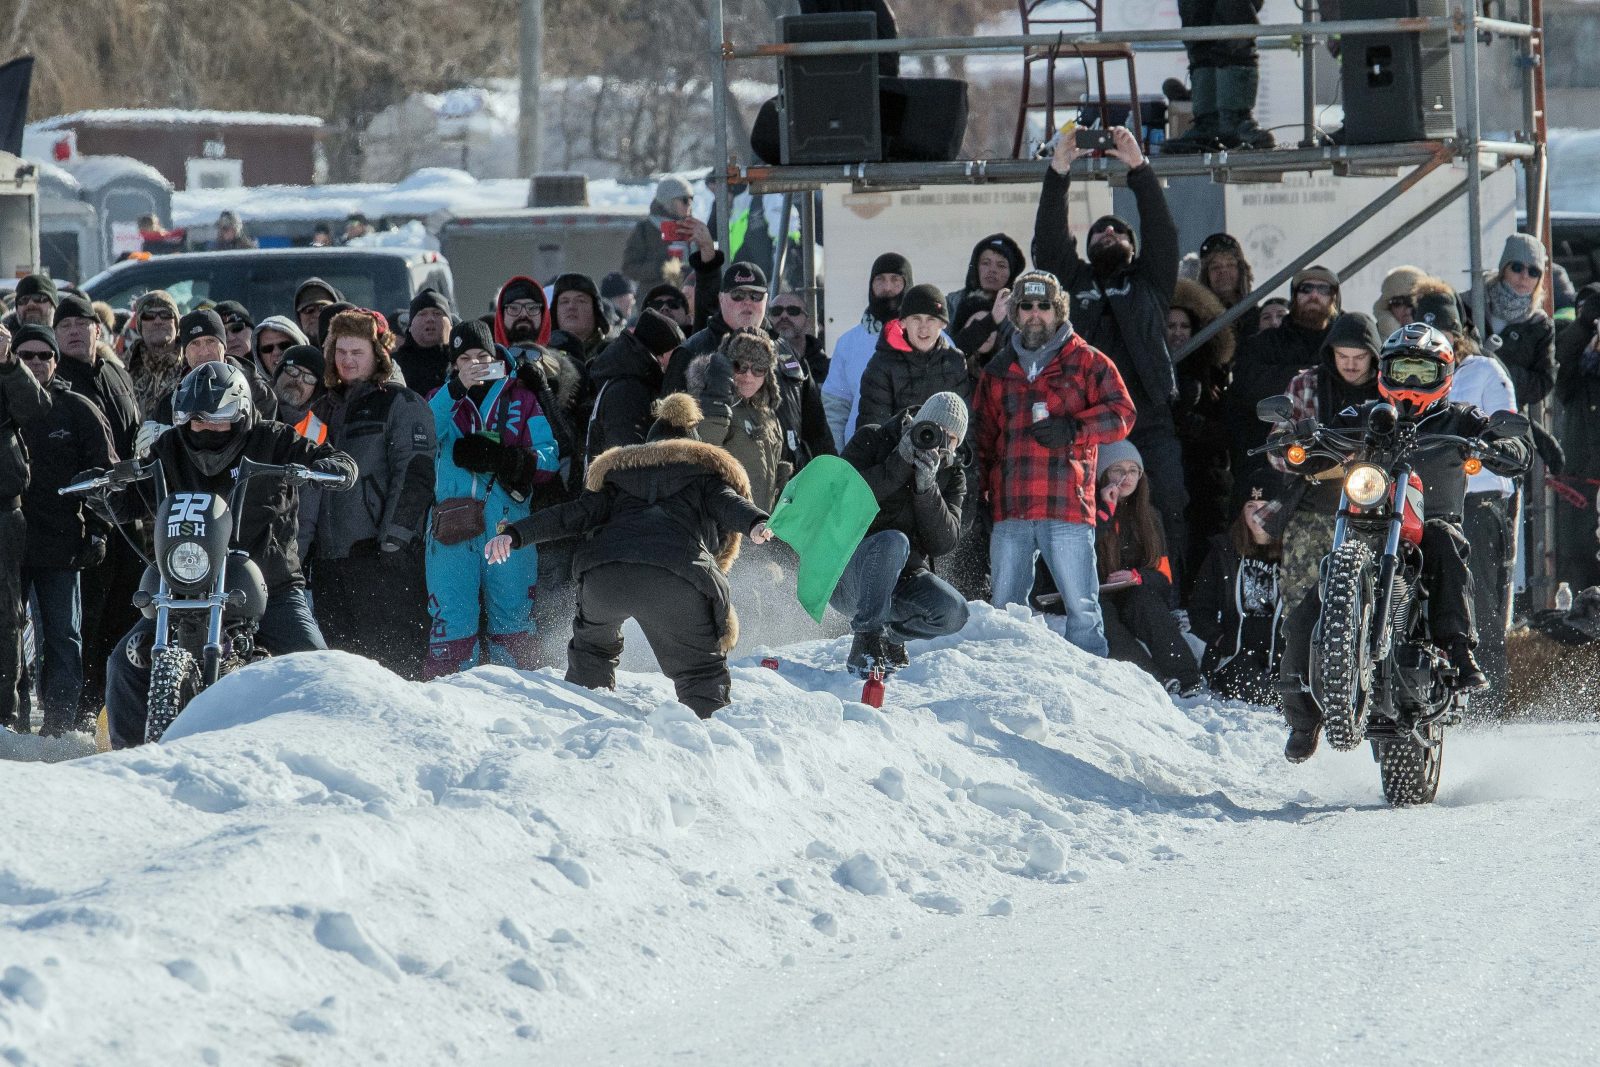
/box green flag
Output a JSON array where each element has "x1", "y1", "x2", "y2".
[{"x1": 766, "y1": 455, "x2": 879, "y2": 623}]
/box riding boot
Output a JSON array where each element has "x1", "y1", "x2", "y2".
[
  {"x1": 1164, "y1": 67, "x2": 1223, "y2": 154},
  {"x1": 1217, "y1": 65, "x2": 1276, "y2": 150},
  {"x1": 1445, "y1": 638, "x2": 1488, "y2": 691},
  {"x1": 1285, "y1": 723, "x2": 1321, "y2": 763}
]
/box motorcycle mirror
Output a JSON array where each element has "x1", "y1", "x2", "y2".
[
  {"x1": 1486, "y1": 410, "x2": 1531, "y2": 437},
  {"x1": 1256, "y1": 395, "x2": 1295, "y2": 424},
  {"x1": 1367, "y1": 402, "x2": 1398, "y2": 435}
]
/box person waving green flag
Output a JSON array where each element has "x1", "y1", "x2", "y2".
[{"x1": 766, "y1": 455, "x2": 879, "y2": 622}]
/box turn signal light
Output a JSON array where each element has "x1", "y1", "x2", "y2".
[
  {"x1": 1464, "y1": 457, "x2": 1483, "y2": 475},
  {"x1": 1287, "y1": 444, "x2": 1307, "y2": 466}
]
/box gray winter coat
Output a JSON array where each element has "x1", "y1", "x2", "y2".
[{"x1": 304, "y1": 381, "x2": 436, "y2": 559}]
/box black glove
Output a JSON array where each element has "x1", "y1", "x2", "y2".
[
  {"x1": 72, "y1": 533, "x2": 108, "y2": 570},
  {"x1": 453, "y1": 433, "x2": 503, "y2": 474},
  {"x1": 71, "y1": 467, "x2": 107, "y2": 487},
  {"x1": 516, "y1": 358, "x2": 549, "y2": 394},
  {"x1": 1028, "y1": 414, "x2": 1079, "y2": 448},
  {"x1": 380, "y1": 539, "x2": 416, "y2": 571},
  {"x1": 496, "y1": 447, "x2": 539, "y2": 495},
  {"x1": 701, "y1": 354, "x2": 735, "y2": 402}
]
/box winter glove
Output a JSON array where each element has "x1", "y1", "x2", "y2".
[
  {"x1": 1028, "y1": 414, "x2": 1079, "y2": 448},
  {"x1": 700, "y1": 354, "x2": 735, "y2": 402},
  {"x1": 135, "y1": 420, "x2": 169, "y2": 457},
  {"x1": 452, "y1": 433, "x2": 503, "y2": 474},
  {"x1": 912, "y1": 449, "x2": 941, "y2": 493},
  {"x1": 495, "y1": 447, "x2": 539, "y2": 496},
  {"x1": 515, "y1": 358, "x2": 549, "y2": 394},
  {"x1": 380, "y1": 539, "x2": 416, "y2": 572},
  {"x1": 72, "y1": 533, "x2": 108, "y2": 570}
]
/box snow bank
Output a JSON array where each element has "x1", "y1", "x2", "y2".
[{"x1": 0, "y1": 605, "x2": 1295, "y2": 1064}]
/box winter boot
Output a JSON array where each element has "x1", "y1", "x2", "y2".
[
  {"x1": 847, "y1": 630, "x2": 890, "y2": 679},
  {"x1": 1284, "y1": 723, "x2": 1321, "y2": 763},
  {"x1": 885, "y1": 640, "x2": 909, "y2": 670},
  {"x1": 1217, "y1": 65, "x2": 1275, "y2": 150},
  {"x1": 1445, "y1": 638, "x2": 1489, "y2": 691},
  {"x1": 1163, "y1": 67, "x2": 1223, "y2": 154}
]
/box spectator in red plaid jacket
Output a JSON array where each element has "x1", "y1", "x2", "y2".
[{"x1": 974, "y1": 270, "x2": 1136, "y2": 654}]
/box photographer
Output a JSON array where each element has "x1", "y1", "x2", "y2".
[{"x1": 832, "y1": 392, "x2": 971, "y2": 676}]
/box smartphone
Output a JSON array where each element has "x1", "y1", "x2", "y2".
[
  {"x1": 660, "y1": 220, "x2": 692, "y2": 243},
  {"x1": 1074, "y1": 127, "x2": 1117, "y2": 151},
  {"x1": 476, "y1": 362, "x2": 507, "y2": 381}
]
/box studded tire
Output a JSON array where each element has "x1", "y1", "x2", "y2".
[
  {"x1": 1376, "y1": 719, "x2": 1444, "y2": 806},
  {"x1": 146, "y1": 646, "x2": 201, "y2": 744},
  {"x1": 1312, "y1": 541, "x2": 1376, "y2": 752}
]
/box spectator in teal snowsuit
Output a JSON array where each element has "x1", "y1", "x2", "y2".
[{"x1": 424, "y1": 319, "x2": 560, "y2": 677}]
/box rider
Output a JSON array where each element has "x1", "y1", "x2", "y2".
[
  {"x1": 90, "y1": 362, "x2": 357, "y2": 747},
  {"x1": 1275, "y1": 323, "x2": 1531, "y2": 762}
]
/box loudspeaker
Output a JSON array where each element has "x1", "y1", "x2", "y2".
[
  {"x1": 778, "y1": 12, "x2": 882, "y2": 165},
  {"x1": 880, "y1": 77, "x2": 969, "y2": 162},
  {"x1": 1338, "y1": 0, "x2": 1455, "y2": 144}
]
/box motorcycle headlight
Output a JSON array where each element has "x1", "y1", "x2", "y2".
[
  {"x1": 166, "y1": 541, "x2": 210, "y2": 584},
  {"x1": 1344, "y1": 464, "x2": 1391, "y2": 508}
]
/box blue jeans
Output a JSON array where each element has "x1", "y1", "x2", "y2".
[
  {"x1": 829, "y1": 531, "x2": 970, "y2": 640},
  {"x1": 107, "y1": 586, "x2": 327, "y2": 749},
  {"x1": 22, "y1": 567, "x2": 83, "y2": 734},
  {"x1": 989, "y1": 518, "x2": 1108, "y2": 656}
]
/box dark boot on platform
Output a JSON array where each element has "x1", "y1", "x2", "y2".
[
  {"x1": 1164, "y1": 67, "x2": 1223, "y2": 154},
  {"x1": 1217, "y1": 65, "x2": 1276, "y2": 150}
]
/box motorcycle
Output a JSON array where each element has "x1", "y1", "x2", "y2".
[
  {"x1": 61, "y1": 455, "x2": 347, "y2": 743},
  {"x1": 1255, "y1": 396, "x2": 1529, "y2": 805}
]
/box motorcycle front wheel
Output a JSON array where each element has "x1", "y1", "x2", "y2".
[
  {"x1": 146, "y1": 646, "x2": 202, "y2": 744},
  {"x1": 1313, "y1": 540, "x2": 1376, "y2": 752},
  {"x1": 1375, "y1": 719, "x2": 1445, "y2": 806}
]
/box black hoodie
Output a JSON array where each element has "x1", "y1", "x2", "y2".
[{"x1": 946, "y1": 233, "x2": 1025, "y2": 326}]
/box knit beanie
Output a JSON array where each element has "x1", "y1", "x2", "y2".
[
  {"x1": 449, "y1": 318, "x2": 496, "y2": 358},
  {"x1": 1414, "y1": 291, "x2": 1462, "y2": 333},
  {"x1": 1322, "y1": 312, "x2": 1382, "y2": 358},
  {"x1": 134, "y1": 290, "x2": 180, "y2": 319},
  {"x1": 10, "y1": 324, "x2": 58, "y2": 359},
  {"x1": 1499, "y1": 232, "x2": 1546, "y2": 272},
  {"x1": 53, "y1": 293, "x2": 96, "y2": 326},
  {"x1": 178, "y1": 309, "x2": 226, "y2": 349},
  {"x1": 870, "y1": 252, "x2": 913, "y2": 286},
  {"x1": 213, "y1": 300, "x2": 252, "y2": 329},
  {"x1": 1291, "y1": 265, "x2": 1340, "y2": 291},
  {"x1": 898, "y1": 283, "x2": 949, "y2": 322},
  {"x1": 600, "y1": 271, "x2": 636, "y2": 300},
  {"x1": 275, "y1": 344, "x2": 326, "y2": 382},
  {"x1": 15, "y1": 273, "x2": 58, "y2": 306},
  {"x1": 913, "y1": 391, "x2": 969, "y2": 443},
  {"x1": 1088, "y1": 215, "x2": 1137, "y2": 255},
  {"x1": 410, "y1": 287, "x2": 452, "y2": 317},
  {"x1": 654, "y1": 175, "x2": 694, "y2": 206},
  {"x1": 500, "y1": 278, "x2": 544, "y2": 307},
  {"x1": 632, "y1": 308, "x2": 684, "y2": 357},
  {"x1": 1095, "y1": 438, "x2": 1144, "y2": 480},
  {"x1": 720, "y1": 329, "x2": 776, "y2": 373}
]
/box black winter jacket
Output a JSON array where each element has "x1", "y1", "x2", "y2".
[
  {"x1": 945, "y1": 232, "x2": 1025, "y2": 327},
  {"x1": 842, "y1": 413, "x2": 964, "y2": 581},
  {"x1": 1227, "y1": 317, "x2": 1332, "y2": 480},
  {"x1": 855, "y1": 327, "x2": 973, "y2": 434},
  {"x1": 1490, "y1": 311, "x2": 1555, "y2": 408},
  {"x1": 56, "y1": 346, "x2": 141, "y2": 460},
  {"x1": 99, "y1": 420, "x2": 357, "y2": 594},
  {"x1": 393, "y1": 337, "x2": 452, "y2": 401},
  {"x1": 21, "y1": 377, "x2": 117, "y2": 568},
  {"x1": 506, "y1": 439, "x2": 768, "y2": 650},
  {"x1": 584, "y1": 331, "x2": 664, "y2": 464},
  {"x1": 1554, "y1": 317, "x2": 1600, "y2": 479},
  {"x1": 0, "y1": 360, "x2": 49, "y2": 504},
  {"x1": 1032, "y1": 163, "x2": 1179, "y2": 427},
  {"x1": 1189, "y1": 533, "x2": 1284, "y2": 677}
]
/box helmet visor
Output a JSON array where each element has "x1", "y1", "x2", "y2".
[
  {"x1": 174, "y1": 397, "x2": 246, "y2": 425},
  {"x1": 1384, "y1": 355, "x2": 1445, "y2": 386}
]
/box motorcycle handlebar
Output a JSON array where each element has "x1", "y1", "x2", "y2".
[{"x1": 57, "y1": 459, "x2": 149, "y2": 496}]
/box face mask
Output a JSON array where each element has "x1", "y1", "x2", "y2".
[{"x1": 186, "y1": 427, "x2": 237, "y2": 452}]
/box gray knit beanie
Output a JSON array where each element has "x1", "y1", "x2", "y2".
[
  {"x1": 1095, "y1": 438, "x2": 1144, "y2": 480},
  {"x1": 1499, "y1": 232, "x2": 1546, "y2": 272},
  {"x1": 913, "y1": 391, "x2": 969, "y2": 443}
]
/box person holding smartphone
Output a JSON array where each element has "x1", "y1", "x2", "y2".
[{"x1": 622, "y1": 174, "x2": 702, "y2": 292}]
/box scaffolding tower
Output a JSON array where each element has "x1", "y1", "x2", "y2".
[{"x1": 706, "y1": 1, "x2": 1555, "y2": 601}]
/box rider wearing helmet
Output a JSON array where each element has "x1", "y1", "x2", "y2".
[
  {"x1": 1274, "y1": 323, "x2": 1531, "y2": 762},
  {"x1": 90, "y1": 361, "x2": 358, "y2": 747}
]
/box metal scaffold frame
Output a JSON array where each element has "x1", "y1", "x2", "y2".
[{"x1": 706, "y1": 1, "x2": 1554, "y2": 600}]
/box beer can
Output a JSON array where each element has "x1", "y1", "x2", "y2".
[{"x1": 1032, "y1": 402, "x2": 1050, "y2": 423}]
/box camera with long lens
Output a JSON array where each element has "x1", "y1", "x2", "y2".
[{"x1": 910, "y1": 420, "x2": 945, "y2": 451}]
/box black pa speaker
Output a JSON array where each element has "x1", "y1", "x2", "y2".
[
  {"x1": 778, "y1": 12, "x2": 882, "y2": 165},
  {"x1": 881, "y1": 77, "x2": 968, "y2": 162},
  {"x1": 1338, "y1": 0, "x2": 1455, "y2": 144}
]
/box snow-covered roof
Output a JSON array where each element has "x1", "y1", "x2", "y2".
[
  {"x1": 58, "y1": 154, "x2": 171, "y2": 192},
  {"x1": 29, "y1": 109, "x2": 324, "y2": 130}
]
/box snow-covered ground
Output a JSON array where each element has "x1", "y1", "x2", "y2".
[{"x1": 2, "y1": 605, "x2": 1595, "y2": 1065}]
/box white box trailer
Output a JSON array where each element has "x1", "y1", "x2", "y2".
[
  {"x1": 0, "y1": 151, "x2": 40, "y2": 279},
  {"x1": 438, "y1": 206, "x2": 647, "y2": 317}
]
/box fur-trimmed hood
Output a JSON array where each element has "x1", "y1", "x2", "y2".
[
  {"x1": 585, "y1": 437, "x2": 752, "y2": 575},
  {"x1": 1171, "y1": 278, "x2": 1236, "y2": 368}
]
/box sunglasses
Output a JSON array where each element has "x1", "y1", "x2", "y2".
[
  {"x1": 1296, "y1": 282, "x2": 1335, "y2": 297},
  {"x1": 1507, "y1": 261, "x2": 1543, "y2": 280},
  {"x1": 726, "y1": 290, "x2": 765, "y2": 304},
  {"x1": 140, "y1": 309, "x2": 175, "y2": 322},
  {"x1": 1387, "y1": 296, "x2": 1414, "y2": 309},
  {"x1": 732, "y1": 361, "x2": 768, "y2": 376},
  {"x1": 16, "y1": 348, "x2": 55, "y2": 361},
  {"x1": 771, "y1": 305, "x2": 805, "y2": 318},
  {"x1": 258, "y1": 340, "x2": 292, "y2": 356},
  {"x1": 1014, "y1": 300, "x2": 1052, "y2": 312},
  {"x1": 226, "y1": 321, "x2": 250, "y2": 334},
  {"x1": 16, "y1": 295, "x2": 54, "y2": 308},
  {"x1": 279, "y1": 365, "x2": 318, "y2": 385},
  {"x1": 647, "y1": 298, "x2": 687, "y2": 313},
  {"x1": 504, "y1": 301, "x2": 542, "y2": 317}
]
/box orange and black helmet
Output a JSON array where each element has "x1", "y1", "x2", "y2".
[{"x1": 1378, "y1": 322, "x2": 1455, "y2": 416}]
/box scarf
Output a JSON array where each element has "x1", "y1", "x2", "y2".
[
  {"x1": 1486, "y1": 280, "x2": 1534, "y2": 335},
  {"x1": 1009, "y1": 321, "x2": 1075, "y2": 382}
]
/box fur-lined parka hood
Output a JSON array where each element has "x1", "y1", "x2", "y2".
[
  {"x1": 1171, "y1": 278, "x2": 1236, "y2": 368},
  {"x1": 585, "y1": 437, "x2": 752, "y2": 575}
]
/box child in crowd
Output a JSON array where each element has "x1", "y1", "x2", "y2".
[{"x1": 1188, "y1": 469, "x2": 1285, "y2": 703}]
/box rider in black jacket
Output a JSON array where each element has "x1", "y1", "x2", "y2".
[{"x1": 1277, "y1": 324, "x2": 1531, "y2": 762}]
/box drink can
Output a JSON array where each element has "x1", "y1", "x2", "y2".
[
  {"x1": 1032, "y1": 402, "x2": 1050, "y2": 423},
  {"x1": 760, "y1": 657, "x2": 780, "y2": 670}
]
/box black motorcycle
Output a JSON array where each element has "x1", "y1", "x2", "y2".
[
  {"x1": 62, "y1": 455, "x2": 346, "y2": 743},
  {"x1": 1255, "y1": 397, "x2": 1529, "y2": 805}
]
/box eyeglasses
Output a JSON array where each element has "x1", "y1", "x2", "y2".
[
  {"x1": 771, "y1": 305, "x2": 805, "y2": 318},
  {"x1": 726, "y1": 290, "x2": 765, "y2": 304},
  {"x1": 16, "y1": 348, "x2": 55, "y2": 362},
  {"x1": 16, "y1": 295, "x2": 54, "y2": 308},
  {"x1": 1387, "y1": 296, "x2": 1415, "y2": 310},
  {"x1": 140, "y1": 309, "x2": 175, "y2": 322},
  {"x1": 279, "y1": 365, "x2": 318, "y2": 385},
  {"x1": 647, "y1": 298, "x2": 687, "y2": 313},
  {"x1": 1015, "y1": 300, "x2": 1052, "y2": 312},
  {"x1": 258, "y1": 341, "x2": 291, "y2": 356},
  {"x1": 1507, "y1": 261, "x2": 1543, "y2": 280},
  {"x1": 1296, "y1": 282, "x2": 1335, "y2": 297},
  {"x1": 504, "y1": 301, "x2": 542, "y2": 317},
  {"x1": 732, "y1": 361, "x2": 768, "y2": 377}
]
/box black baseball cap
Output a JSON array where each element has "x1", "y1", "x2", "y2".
[{"x1": 721, "y1": 261, "x2": 767, "y2": 293}]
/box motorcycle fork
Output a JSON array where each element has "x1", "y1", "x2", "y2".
[{"x1": 1369, "y1": 464, "x2": 1411, "y2": 665}]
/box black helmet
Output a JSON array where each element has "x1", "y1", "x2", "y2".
[
  {"x1": 173, "y1": 361, "x2": 254, "y2": 426},
  {"x1": 1378, "y1": 322, "x2": 1456, "y2": 416}
]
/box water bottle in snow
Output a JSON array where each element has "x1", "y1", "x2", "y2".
[{"x1": 1556, "y1": 581, "x2": 1573, "y2": 612}]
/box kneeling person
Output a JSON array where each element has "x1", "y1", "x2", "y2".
[
  {"x1": 834, "y1": 392, "x2": 971, "y2": 676},
  {"x1": 484, "y1": 395, "x2": 772, "y2": 717}
]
